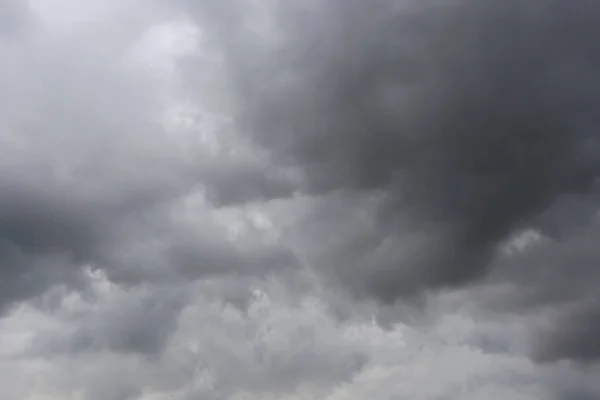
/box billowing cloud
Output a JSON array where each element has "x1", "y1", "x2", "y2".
[
  {"x1": 0, "y1": 0, "x2": 298, "y2": 314},
  {"x1": 176, "y1": 0, "x2": 600, "y2": 366},
  {"x1": 2, "y1": 0, "x2": 600, "y2": 399},
  {"x1": 2, "y1": 273, "x2": 576, "y2": 399}
]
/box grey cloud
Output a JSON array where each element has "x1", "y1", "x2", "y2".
[
  {"x1": 29, "y1": 284, "x2": 186, "y2": 357},
  {"x1": 3, "y1": 0, "x2": 600, "y2": 398},
  {"x1": 0, "y1": 0, "x2": 31, "y2": 37},
  {"x1": 480, "y1": 222, "x2": 600, "y2": 364},
  {"x1": 179, "y1": 0, "x2": 600, "y2": 366},
  {"x1": 0, "y1": 0, "x2": 299, "y2": 315},
  {"x1": 0, "y1": 175, "x2": 204, "y2": 312},
  {"x1": 542, "y1": 363, "x2": 600, "y2": 400},
  {"x1": 13, "y1": 277, "x2": 371, "y2": 398},
  {"x1": 85, "y1": 378, "x2": 141, "y2": 400},
  {"x1": 533, "y1": 303, "x2": 600, "y2": 364},
  {"x1": 185, "y1": 0, "x2": 600, "y2": 295},
  {"x1": 0, "y1": 185, "x2": 97, "y2": 256},
  {"x1": 0, "y1": 182, "x2": 104, "y2": 311},
  {"x1": 0, "y1": 0, "x2": 178, "y2": 311},
  {"x1": 93, "y1": 202, "x2": 297, "y2": 287},
  {"x1": 199, "y1": 162, "x2": 299, "y2": 206},
  {"x1": 5, "y1": 271, "x2": 595, "y2": 399}
]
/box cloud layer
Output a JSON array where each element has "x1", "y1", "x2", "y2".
[
  {"x1": 178, "y1": 0, "x2": 600, "y2": 365},
  {"x1": 2, "y1": 0, "x2": 600, "y2": 399}
]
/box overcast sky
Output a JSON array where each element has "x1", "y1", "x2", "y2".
[{"x1": 1, "y1": 1, "x2": 600, "y2": 399}]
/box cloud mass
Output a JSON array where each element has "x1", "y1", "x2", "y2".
[
  {"x1": 181, "y1": 0, "x2": 600, "y2": 365},
  {"x1": 2, "y1": 0, "x2": 600, "y2": 399}
]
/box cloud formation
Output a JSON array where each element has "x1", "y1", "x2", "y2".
[
  {"x1": 179, "y1": 0, "x2": 600, "y2": 365},
  {"x1": 0, "y1": 0, "x2": 298, "y2": 314},
  {"x1": 3, "y1": 274, "x2": 579, "y2": 400},
  {"x1": 2, "y1": 0, "x2": 600, "y2": 398}
]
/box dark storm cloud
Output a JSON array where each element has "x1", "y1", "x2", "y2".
[
  {"x1": 0, "y1": 185, "x2": 94, "y2": 256},
  {"x1": 180, "y1": 0, "x2": 600, "y2": 364},
  {"x1": 534, "y1": 302, "x2": 600, "y2": 364},
  {"x1": 484, "y1": 221, "x2": 600, "y2": 364},
  {"x1": 0, "y1": 173, "x2": 297, "y2": 315},
  {"x1": 0, "y1": 182, "x2": 105, "y2": 312},
  {"x1": 0, "y1": 166, "x2": 199, "y2": 313}
]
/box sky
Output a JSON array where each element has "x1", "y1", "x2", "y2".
[{"x1": 1, "y1": 0, "x2": 600, "y2": 399}]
